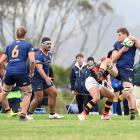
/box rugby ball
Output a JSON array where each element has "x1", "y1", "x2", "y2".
[{"x1": 121, "y1": 38, "x2": 134, "y2": 47}]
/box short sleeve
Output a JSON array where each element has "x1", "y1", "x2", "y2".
[
  {"x1": 27, "y1": 43, "x2": 34, "y2": 52},
  {"x1": 114, "y1": 41, "x2": 123, "y2": 51},
  {"x1": 35, "y1": 52, "x2": 42, "y2": 64}
]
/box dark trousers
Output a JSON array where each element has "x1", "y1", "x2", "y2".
[
  {"x1": 76, "y1": 94, "x2": 98, "y2": 114},
  {"x1": 117, "y1": 99, "x2": 129, "y2": 115}
]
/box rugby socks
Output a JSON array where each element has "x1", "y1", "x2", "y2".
[
  {"x1": 50, "y1": 113, "x2": 55, "y2": 115},
  {"x1": 112, "y1": 99, "x2": 118, "y2": 114},
  {"x1": 19, "y1": 113, "x2": 26, "y2": 120},
  {"x1": 97, "y1": 68, "x2": 105, "y2": 82},
  {"x1": 27, "y1": 111, "x2": 33, "y2": 115},
  {"x1": 5, "y1": 107, "x2": 11, "y2": 113},
  {"x1": 129, "y1": 109, "x2": 135, "y2": 120},
  {"x1": 104, "y1": 100, "x2": 113, "y2": 113},
  {"x1": 118, "y1": 95, "x2": 123, "y2": 101},
  {"x1": 83, "y1": 100, "x2": 95, "y2": 115}
]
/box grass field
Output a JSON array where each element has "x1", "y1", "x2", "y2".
[{"x1": 0, "y1": 114, "x2": 140, "y2": 140}]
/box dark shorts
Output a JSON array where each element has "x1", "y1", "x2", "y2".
[
  {"x1": 116, "y1": 67, "x2": 133, "y2": 83},
  {"x1": 31, "y1": 77, "x2": 53, "y2": 91},
  {"x1": 4, "y1": 73, "x2": 30, "y2": 87}
]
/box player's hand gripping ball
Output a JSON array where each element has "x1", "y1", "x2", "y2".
[{"x1": 121, "y1": 38, "x2": 134, "y2": 48}]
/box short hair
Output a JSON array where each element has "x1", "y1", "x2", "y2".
[
  {"x1": 41, "y1": 37, "x2": 51, "y2": 45},
  {"x1": 107, "y1": 50, "x2": 113, "y2": 58},
  {"x1": 87, "y1": 56, "x2": 94, "y2": 62},
  {"x1": 117, "y1": 27, "x2": 129, "y2": 36},
  {"x1": 75, "y1": 53, "x2": 84, "y2": 59},
  {"x1": 16, "y1": 26, "x2": 27, "y2": 39}
]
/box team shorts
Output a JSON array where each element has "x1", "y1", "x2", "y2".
[
  {"x1": 31, "y1": 77, "x2": 53, "y2": 92},
  {"x1": 4, "y1": 73, "x2": 30, "y2": 87},
  {"x1": 116, "y1": 67, "x2": 133, "y2": 83},
  {"x1": 85, "y1": 76, "x2": 99, "y2": 92}
]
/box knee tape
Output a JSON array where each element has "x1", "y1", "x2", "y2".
[{"x1": 123, "y1": 87, "x2": 133, "y2": 93}]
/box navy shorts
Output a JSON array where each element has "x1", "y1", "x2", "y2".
[
  {"x1": 4, "y1": 73, "x2": 30, "y2": 87},
  {"x1": 31, "y1": 77, "x2": 53, "y2": 91},
  {"x1": 116, "y1": 67, "x2": 133, "y2": 83}
]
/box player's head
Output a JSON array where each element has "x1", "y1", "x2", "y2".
[
  {"x1": 87, "y1": 56, "x2": 95, "y2": 69},
  {"x1": 117, "y1": 27, "x2": 129, "y2": 42},
  {"x1": 16, "y1": 26, "x2": 27, "y2": 39},
  {"x1": 41, "y1": 37, "x2": 52, "y2": 51},
  {"x1": 75, "y1": 53, "x2": 84, "y2": 65}
]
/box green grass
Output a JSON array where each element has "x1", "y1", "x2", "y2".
[{"x1": 0, "y1": 114, "x2": 140, "y2": 140}]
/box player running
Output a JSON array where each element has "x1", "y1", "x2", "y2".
[
  {"x1": 27, "y1": 37, "x2": 63, "y2": 119},
  {"x1": 0, "y1": 26, "x2": 35, "y2": 120}
]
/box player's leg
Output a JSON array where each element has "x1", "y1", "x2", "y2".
[
  {"x1": 99, "y1": 58, "x2": 118, "y2": 79},
  {"x1": 78, "y1": 77, "x2": 100, "y2": 120},
  {"x1": 28, "y1": 90, "x2": 44, "y2": 115},
  {"x1": 44, "y1": 86, "x2": 64, "y2": 119},
  {"x1": 100, "y1": 86, "x2": 115, "y2": 120},
  {"x1": 0, "y1": 84, "x2": 12, "y2": 113},
  {"x1": 28, "y1": 77, "x2": 44, "y2": 115},
  {"x1": 134, "y1": 85, "x2": 140, "y2": 115},
  {"x1": 19, "y1": 85, "x2": 32, "y2": 120},
  {"x1": 121, "y1": 82, "x2": 136, "y2": 120}
]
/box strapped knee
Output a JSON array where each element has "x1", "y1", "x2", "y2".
[
  {"x1": 2, "y1": 88, "x2": 11, "y2": 95},
  {"x1": 123, "y1": 87, "x2": 133, "y2": 93},
  {"x1": 107, "y1": 63, "x2": 114, "y2": 71},
  {"x1": 23, "y1": 90, "x2": 32, "y2": 95}
]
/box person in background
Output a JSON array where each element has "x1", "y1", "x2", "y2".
[{"x1": 70, "y1": 53, "x2": 87, "y2": 113}]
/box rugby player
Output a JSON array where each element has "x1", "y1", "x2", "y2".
[
  {"x1": 97, "y1": 28, "x2": 140, "y2": 120},
  {"x1": 0, "y1": 26, "x2": 35, "y2": 120},
  {"x1": 27, "y1": 37, "x2": 63, "y2": 119},
  {"x1": 78, "y1": 62, "x2": 115, "y2": 120}
]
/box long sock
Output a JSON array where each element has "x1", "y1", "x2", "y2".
[
  {"x1": 27, "y1": 111, "x2": 33, "y2": 115},
  {"x1": 112, "y1": 100, "x2": 118, "y2": 114},
  {"x1": 129, "y1": 109, "x2": 135, "y2": 115},
  {"x1": 83, "y1": 100, "x2": 96, "y2": 115},
  {"x1": 5, "y1": 107, "x2": 11, "y2": 113},
  {"x1": 19, "y1": 113, "x2": 26, "y2": 119},
  {"x1": 104, "y1": 100, "x2": 113, "y2": 114},
  {"x1": 118, "y1": 95, "x2": 123, "y2": 101}
]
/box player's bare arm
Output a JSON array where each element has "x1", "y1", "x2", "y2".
[
  {"x1": 111, "y1": 47, "x2": 129, "y2": 63},
  {"x1": 28, "y1": 51, "x2": 35, "y2": 78},
  {"x1": 0, "y1": 54, "x2": 8, "y2": 64},
  {"x1": 36, "y1": 63, "x2": 52, "y2": 85}
]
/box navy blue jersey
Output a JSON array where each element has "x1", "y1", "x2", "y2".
[
  {"x1": 34, "y1": 49, "x2": 52, "y2": 78},
  {"x1": 5, "y1": 40, "x2": 34, "y2": 74},
  {"x1": 114, "y1": 41, "x2": 136, "y2": 69}
]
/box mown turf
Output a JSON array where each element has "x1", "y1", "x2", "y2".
[{"x1": 0, "y1": 114, "x2": 140, "y2": 140}]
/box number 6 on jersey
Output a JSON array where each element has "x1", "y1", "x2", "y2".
[{"x1": 12, "y1": 45, "x2": 19, "y2": 58}]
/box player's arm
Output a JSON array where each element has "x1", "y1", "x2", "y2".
[
  {"x1": 111, "y1": 47, "x2": 129, "y2": 63},
  {"x1": 28, "y1": 52, "x2": 35, "y2": 78},
  {"x1": 0, "y1": 54, "x2": 8, "y2": 64},
  {"x1": 128, "y1": 35, "x2": 140, "y2": 50},
  {"x1": 36, "y1": 63, "x2": 52, "y2": 85}
]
